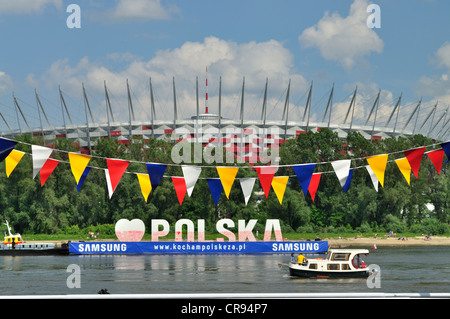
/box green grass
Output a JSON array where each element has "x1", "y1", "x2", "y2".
[{"x1": 22, "y1": 231, "x2": 448, "y2": 242}]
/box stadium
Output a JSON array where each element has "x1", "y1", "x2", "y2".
[{"x1": 1, "y1": 76, "x2": 449, "y2": 162}]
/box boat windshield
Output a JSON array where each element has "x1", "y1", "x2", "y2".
[{"x1": 351, "y1": 254, "x2": 366, "y2": 268}]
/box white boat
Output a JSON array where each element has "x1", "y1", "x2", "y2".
[
  {"x1": 3, "y1": 220, "x2": 23, "y2": 246},
  {"x1": 1, "y1": 221, "x2": 68, "y2": 256},
  {"x1": 289, "y1": 249, "x2": 370, "y2": 278}
]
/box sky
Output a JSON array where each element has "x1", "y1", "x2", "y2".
[{"x1": 0, "y1": 0, "x2": 449, "y2": 139}]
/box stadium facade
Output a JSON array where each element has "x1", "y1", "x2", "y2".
[{"x1": 2, "y1": 78, "x2": 449, "y2": 161}]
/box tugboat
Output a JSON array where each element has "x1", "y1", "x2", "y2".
[
  {"x1": 289, "y1": 249, "x2": 370, "y2": 278},
  {"x1": 1, "y1": 221, "x2": 68, "y2": 256}
]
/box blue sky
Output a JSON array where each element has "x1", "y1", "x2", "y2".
[{"x1": 0, "y1": 0, "x2": 449, "y2": 139}]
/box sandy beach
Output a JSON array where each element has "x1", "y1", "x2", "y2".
[{"x1": 327, "y1": 235, "x2": 450, "y2": 248}]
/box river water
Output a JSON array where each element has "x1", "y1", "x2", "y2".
[{"x1": 0, "y1": 246, "x2": 449, "y2": 296}]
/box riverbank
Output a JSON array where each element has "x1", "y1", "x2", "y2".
[{"x1": 327, "y1": 235, "x2": 450, "y2": 248}]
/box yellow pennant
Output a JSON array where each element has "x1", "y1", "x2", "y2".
[
  {"x1": 395, "y1": 157, "x2": 411, "y2": 186},
  {"x1": 366, "y1": 154, "x2": 388, "y2": 187},
  {"x1": 5, "y1": 150, "x2": 25, "y2": 178},
  {"x1": 136, "y1": 173, "x2": 152, "y2": 202},
  {"x1": 69, "y1": 153, "x2": 92, "y2": 184},
  {"x1": 271, "y1": 176, "x2": 289, "y2": 204},
  {"x1": 216, "y1": 167, "x2": 239, "y2": 199}
]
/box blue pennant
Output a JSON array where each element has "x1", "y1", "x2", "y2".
[
  {"x1": 0, "y1": 138, "x2": 18, "y2": 162},
  {"x1": 343, "y1": 169, "x2": 353, "y2": 193},
  {"x1": 207, "y1": 178, "x2": 223, "y2": 205},
  {"x1": 292, "y1": 163, "x2": 316, "y2": 196},
  {"x1": 77, "y1": 166, "x2": 91, "y2": 192},
  {"x1": 146, "y1": 163, "x2": 167, "y2": 188}
]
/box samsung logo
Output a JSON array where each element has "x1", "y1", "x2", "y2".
[
  {"x1": 77, "y1": 243, "x2": 127, "y2": 253},
  {"x1": 272, "y1": 242, "x2": 320, "y2": 252}
]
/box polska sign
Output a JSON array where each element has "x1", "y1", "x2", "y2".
[
  {"x1": 153, "y1": 218, "x2": 283, "y2": 242},
  {"x1": 69, "y1": 218, "x2": 329, "y2": 254},
  {"x1": 116, "y1": 218, "x2": 283, "y2": 242}
]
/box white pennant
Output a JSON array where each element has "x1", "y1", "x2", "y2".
[
  {"x1": 239, "y1": 178, "x2": 256, "y2": 205},
  {"x1": 331, "y1": 159, "x2": 351, "y2": 187},
  {"x1": 32, "y1": 145, "x2": 53, "y2": 179},
  {"x1": 105, "y1": 169, "x2": 114, "y2": 199},
  {"x1": 182, "y1": 165, "x2": 201, "y2": 197},
  {"x1": 365, "y1": 165, "x2": 379, "y2": 192}
]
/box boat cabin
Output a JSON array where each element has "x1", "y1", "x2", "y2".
[
  {"x1": 289, "y1": 248, "x2": 370, "y2": 278},
  {"x1": 4, "y1": 234, "x2": 23, "y2": 245},
  {"x1": 324, "y1": 249, "x2": 368, "y2": 269}
]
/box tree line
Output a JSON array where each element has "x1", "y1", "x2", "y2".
[{"x1": 0, "y1": 129, "x2": 448, "y2": 236}]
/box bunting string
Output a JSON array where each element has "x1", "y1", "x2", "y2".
[{"x1": 0, "y1": 137, "x2": 448, "y2": 204}]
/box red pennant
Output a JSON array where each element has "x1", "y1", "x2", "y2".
[
  {"x1": 40, "y1": 159, "x2": 59, "y2": 187},
  {"x1": 172, "y1": 177, "x2": 187, "y2": 205},
  {"x1": 106, "y1": 158, "x2": 130, "y2": 192},
  {"x1": 255, "y1": 166, "x2": 277, "y2": 198},
  {"x1": 308, "y1": 173, "x2": 321, "y2": 202},
  {"x1": 426, "y1": 149, "x2": 444, "y2": 175},
  {"x1": 404, "y1": 147, "x2": 425, "y2": 179}
]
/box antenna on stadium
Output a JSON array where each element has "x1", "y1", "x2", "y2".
[{"x1": 205, "y1": 66, "x2": 209, "y2": 114}]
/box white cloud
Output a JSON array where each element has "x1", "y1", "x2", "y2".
[
  {"x1": 27, "y1": 37, "x2": 308, "y2": 123},
  {"x1": 298, "y1": 0, "x2": 383, "y2": 70},
  {"x1": 416, "y1": 42, "x2": 450, "y2": 99},
  {"x1": 435, "y1": 42, "x2": 450, "y2": 69},
  {"x1": 0, "y1": 0, "x2": 62, "y2": 15},
  {"x1": 0, "y1": 71, "x2": 13, "y2": 95},
  {"x1": 108, "y1": 0, "x2": 179, "y2": 21}
]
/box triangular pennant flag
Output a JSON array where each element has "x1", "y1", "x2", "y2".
[
  {"x1": 331, "y1": 159, "x2": 351, "y2": 188},
  {"x1": 426, "y1": 149, "x2": 444, "y2": 175},
  {"x1": 146, "y1": 163, "x2": 167, "y2": 188},
  {"x1": 105, "y1": 158, "x2": 129, "y2": 197},
  {"x1": 0, "y1": 138, "x2": 18, "y2": 162},
  {"x1": 308, "y1": 173, "x2": 321, "y2": 202},
  {"x1": 32, "y1": 145, "x2": 53, "y2": 179},
  {"x1": 207, "y1": 178, "x2": 223, "y2": 205},
  {"x1": 136, "y1": 173, "x2": 152, "y2": 202},
  {"x1": 365, "y1": 165, "x2": 379, "y2": 192},
  {"x1": 395, "y1": 157, "x2": 411, "y2": 186},
  {"x1": 292, "y1": 163, "x2": 316, "y2": 196},
  {"x1": 366, "y1": 154, "x2": 388, "y2": 187},
  {"x1": 77, "y1": 166, "x2": 91, "y2": 192},
  {"x1": 440, "y1": 141, "x2": 450, "y2": 160},
  {"x1": 271, "y1": 176, "x2": 289, "y2": 205},
  {"x1": 69, "y1": 153, "x2": 92, "y2": 185},
  {"x1": 343, "y1": 168, "x2": 353, "y2": 192},
  {"x1": 105, "y1": 169, "x2": 114, "y2": 198},
  {"x1": 239, "y1": 177, "x2": 256, "y2": 205},
  {"x1": 40, "y1": 159, "x2": 59, "y2": 187},
  {"x1": 172, "y1": 177, "x2": 187, "y2": 205},
  {"x1": 404, "y1": 146, "x2": 425, "y2": 179},
  {"x1": 255, "y1": 166, "x2": 277, "y2": 198},
  {"x1": 5, "y1": 149, "x2": 25, "y2": 178},
  {"x1": 182, "y1": 165, "x2": 201, "y2": 197},
  {"x1": 216, "y1": 167, "x2": 239, "y2": 199}
]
